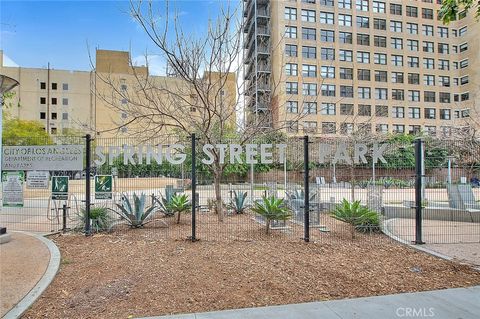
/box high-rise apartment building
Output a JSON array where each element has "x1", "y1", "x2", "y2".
[{"x1": 243, "y1": 0, "x2": 480, "y2": 137}]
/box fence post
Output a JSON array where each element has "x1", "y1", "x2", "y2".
[
  {"x1": 62, "y1": 204, "x2": 68, "y2": 233},
  {"x1": 414, "y1": 138, "x2": 425, "y2": 244},
  {"x1": 85, "y1": 134, "x2": 92, "y2": 236},
  {"x1": 303, "y1": 135, "x2": 310, "y2": 243},
  {"x1": 191, "y1": 133, "x2": 197, "y2": 242}
]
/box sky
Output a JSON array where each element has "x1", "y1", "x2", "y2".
[{"x1": 1, "y1": 0, "x2": 236, "y2": 74}]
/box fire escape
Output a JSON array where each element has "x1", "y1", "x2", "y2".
[{"x1": 243, "y1": 0, "x2": 272, "y2": 128}]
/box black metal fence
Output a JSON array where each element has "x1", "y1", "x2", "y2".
[{"x1": 1, "y1": 134, "x2": 479, "y2": 245}]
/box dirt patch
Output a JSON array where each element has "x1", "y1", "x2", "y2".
[{"x1": 23, "y1": 222, "x2": 480, "y2": 319}]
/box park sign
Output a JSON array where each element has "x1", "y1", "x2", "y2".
[
  {"x1": 93, "y1": 142, "x2": 387, "y2": 166},
  {"x1": 26, "y1": 171, "x2": 50, "y2": 189},
  {"x1": 2, "y1": 145, "x2": 83, "y2": 171},
  {"x1": 2, "y1": 171, "x2": 24, "y2": 207},
  {"x1": 95, "y1": 175, "x2": 113, "y2": 199},
  {"x1": 52, "y1": 176, "x2": 69, "y2": 200}
]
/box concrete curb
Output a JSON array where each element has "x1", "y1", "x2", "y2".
[{"x1": 3, "y1": 231, "x2": 61, "y2": 319}]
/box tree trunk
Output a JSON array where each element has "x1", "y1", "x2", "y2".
[
  {"x1": 265, "y1": 218, "x2": 271, "y2": 234},
  {"x1": 213, "y1": 169, "x2": 224, "y2": 222},
  {"x1": 350, "y1": 165, "x2": 355, "y2": 202},
  {"x1": 176, "y1": 211, "x2": 181, "y2": 224}
]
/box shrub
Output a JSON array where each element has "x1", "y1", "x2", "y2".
[
  {"x1": 251, "y1": 196, "x2": 291, "y2": 234},
  {"x1": 331, "y1": 199, "x2": 380, "y2": 239},
  {"x1": 114, "y1": 193, "x2": 157, "y2": 228},
  {"x1": 168, "y1": 194, "x2": 191, "y2": 224},
  {"x1": 76, "y1": 206, "x2": 111, "y2": 232},
  {"x1": 229, "y1": 190, "x2": 248, "y2": 214}
]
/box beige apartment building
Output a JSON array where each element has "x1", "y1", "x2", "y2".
[{"x1": 243, "y1": 0, "x2": 480, "y2": 137}]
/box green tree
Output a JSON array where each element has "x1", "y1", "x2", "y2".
[
  {"x1": 440, "y1": 0, "x2": 480, "y2": 23},
  {"x1": 2, "y1": 117, "x2": 53, "y2": 146}
]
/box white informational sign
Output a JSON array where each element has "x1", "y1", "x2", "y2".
[
  {"x1": 26, "y1": 171, "x2": 50, "y2": 189},
  {"x1": 2, "y1": 145, "x2": 84, "y2": 171},
  {"x1": 2, "y1": 171, "x2": 25, "y2": 207}
]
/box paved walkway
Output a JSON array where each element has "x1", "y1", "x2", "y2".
[{"x1": 141, "y1": 285, "x2": 480, "y2": 319}]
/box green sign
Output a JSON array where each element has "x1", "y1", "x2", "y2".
[
  {"x1": 95, "y1": 175, "x2": 113, "y2": 199},
  {"x1": 52, "y1": 176, "x2": 69, "y2": 200},
  {"x1": 2, "y1": 171, "x2": 25, "y2": 207}
]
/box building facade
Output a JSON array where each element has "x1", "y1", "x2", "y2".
[{"x1": 243, "y1": 0, "x2": 480, "y2": 137}]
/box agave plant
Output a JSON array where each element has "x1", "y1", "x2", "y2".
[
  {"x1": 75, "y1": 206, "x2": 111, "y2": 232},
  {"x1": 331, "y1": 199, "x2": 380, "y2": 239},
  {"x1": 114, "y1": 193, "x2": 157, "y2": 228},
  {"x1": 168, "y1": 193, "x2": 191, "y2": 224},
  {"x1": 229, "y1": 190, "x2": 248, "y2": 214},
  {"x1": 152, "y1": 193, "x2": 175, "y2": 217},
  {"x1": 251, "y1": 196, "x2": 291, "y2": 234}
]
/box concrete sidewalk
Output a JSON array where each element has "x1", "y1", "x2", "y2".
[{"x1": 141, "y1": 285, "x2": 480, "y2": 319}]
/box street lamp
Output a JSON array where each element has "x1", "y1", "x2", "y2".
[{"x1": 1, "y1": 74, "x2": 20, "y2": 240}]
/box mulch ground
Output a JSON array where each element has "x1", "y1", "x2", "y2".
[{"x1": 23, "y1": 213, "x2": 480, "y2": 319}]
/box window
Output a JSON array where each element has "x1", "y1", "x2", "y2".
[
  {"x1": 303, "y1": 121, "x2": 318, "y2": 133},
  {"x1": 423, "y1": 41, "x2": 434, "y2": 53},
  {"x1": 376, "y1": 124, "x2": 389, "y2": 134},
  {"x1": 51, "y1": 82, "x2": 57, "y2": 90},
  {"x1": 287, "y1": 121, "x2": 299, "y2": 133},
  {"x1": 285, "y1": 26, "x2": 297, "y2": 38},
  {"x1": 357, "y1": 51, "x2": 370, "y2": 63},
  {"x1": 460, "y1": 59, "x2": 469, "y2": 69},
  {"x1": 459, "y1": 10, "x2": 467, "y2": 19},
  {"x1": 407, "y1": 39, "x2": 419, "y2": 51},
  {"x1": 392, "y1": 107, "x2": 405, "y2": 118},
  {"x1": 302, "y1": 27, "x2": 316, "y2": 40},
  {"x1": 422, "y1": 8, "x2": 433, "y2": 19},
  {"x1": 322, "y1": 122, "x2": 336, "y2": 134},
  {"x1": 424, "y1": 75, "x2": 435, "y2": 86},
  {"x1": 390, "y1": 3, "x2": 402, "y2": 15},
  {"x1": 340, "y1": 85, "x2": 354, "y2": 97},
  {"x1": 425, "y1": 108, "x2": 436, "y2": 119},
  {"x1": 374, "y1": 36, "x2": 386, "y2": 48},
  {"x1": 40, "y1": 97, "x2": 46, "y2": 104},
  {"x1": 286, "y1": 63, "x2": 298, "y2": 76},
  {"x1": 441, "y1": 126, "x2": 452, "y2": 137},
  {"x1": 407, "y1": 23, "x2": 418, "y2": 34},
  {"x1": 439, "y1": 76, "x2": 450, "y2": 87},
  {"x1": 40, "y1": 82, "x2": 46, "y2": 90},
  {"x1": 438, "y1": 27, "x2": 449, "y2": 38},
  {"x1": 51, "y1": 128, "x2": 57, "y2": 135},
  {"x1": 391, "y1": 55, "x2": 403, "y2": 66},
  {"x1": 62, "y1": 113, "x2": 68, "y2": 120},
  {"x1": 459, "y1": 43, "x2": 468, "y2": 52},
  {"x1": 408, "y1": 107, "x2": 421, "y2": 119},
  {"x1": 460, "y1": 76, "x2": 469, "y2": 85},
  {"x1": 302, "y1": 9, "x2": 316, "y2": 22},
  {"x1": 62, "y1": 98, "x2": 68, "y2": 106},
  {"x1": 424, "y1": 91, "x2": 436, "y2": 102},
  {"x1": 375, "y1": 105, "x2": 388, "y2": 117},
  {"x1": 321, "y1": 84, "x2": 335, "y2": 96},
  {"x1": 358, "y1": 87, "x2": 371, "y2": 99},
  {"x1": 320, "y1": 29, "x2": 334, "y2": 42},
  {"x1": 51, "y1": 112, "x2": 57, "y2": 120},
  {"x1": 339, "y1": 14, "x2": 352, "y2": 26},
  {"x1": 357, "y1": 16, "x2": 369, "y2": 28},
  {"x1": 303, "y1": 102, "x2": 318, "y2": 114},
  {"x1": 438, "y1": 59, "x2": 449, "y2": 70},
  {"x1": 286, "y1": 101, "x2": 298, "y2": 113},
  {"x1": 286, "y1": 82, "x2": 298, "y2": 94},
  {"x1": 358, "y1": 69, "x2": 371, "y2": 81},
  {"x1": 392, "y1": 89, "x2": 404, "y2": 100},
  {"x1": 409, "y1": 90, "x2": 420, "y2": 102},
  {"x1": 391, "y1": 72, "x2": 404, "y2": 83},
  {"x1": 303, "y1": 83, "x2": 318, "y2": 96},
  {"x1": 357, "y1": 34, "x2": 369, "y2": 45},
  {"x1": 423, "y1": 58, "x2": 435, "y2": 69},
  {"x1": 372, "y1": 1, "x2": 385, "y2": 13},
  {"x1": 408, "y1": 56, "x2": 419, "y2": 68},
  {"x1": 408, "y1": 125, "x2": 421, "y2": 135},
  {"x1": 62, "y1": 83, "x2": 68, "y2": 91},
  {"x1": 438, "y1": 43, "x2": 449, "y2": 54},
  {"x1": 341, "y1": 123, "x2": 354, "y2": 135},
  {"x1": 356, "y1": 0, "x2": 369, "y2": 11},
  {"x1": 285, "y1": 7, "x2": 297, "y2": 20},
  {"x1": 320, "y1": 11, "x2": 335, "y2": 24},
  {"x1": 321, "y1": 48, "x2": 335, "y2": 60},
  {"x1": 425, "y1": 126, "x2": 436, "y2": 136},
  {"x1": 373, "y1": 18, "x2": 386, "y2": 30},
  {"x1": 375, "y1": 88, "x2": 388, "y2": 100},
  {"x1": 440, "y1": 109, "x2": 451, "y2": 120},
  {"x1": 339, "y1": 49, "x2": 353, "y2": 62},
  {"x1": 302, "y1": 64, "x2": 317, "y2": 77},
  {"x1": 393, "y1": 124, "x2": 405, "y2": 133},
  {"x1": 375, "y1": 71, "x2": 387, "y2": 82},
  {"x1": 338, "y1": 0, "x2": 352, "y2": 9},
  {"x1": 340, "y1": 104, "x2": 354, "y2": 115},
  {"x1": 320, "y1": 0, "x2": 334, "y2": 6},
  {"x1": 422, "y1": 24, "x2": 434, "y2": 36},
  {"x1": 406, "y1": 6, "x2": 418, "y2": 17},
  {"x1": 340, "y1": 67, "x2": 353, "y2": 79},
  {"x1": 339, "y1": 32, "x2": 353, "y2": 43},
  {"x1": 391, "y1": 38, "x2": 403, "y2": 49},
  {"x1": 374, "y1": 53, "x2": 387, "y2": 65},
  {"x1": 321, "y1": 66, "x2": 335, "y2": 78},
  {"x1": 40, "y1": 112, "x2": 46, "y2": 119},
  {"x1": 321, "y1": 103, "x2": 336, "y2": 115},
  {"x1": 358, "y1": 104, "x2": 372, "y2": 116},
  {"x1": 302, "y1": 46, "x2": 316, "y2": 59},
  {"x1": 439, "y1": 92, "x2": 450, "y2": 103},
  {"x1": 459, "y1": 26, "x2": 467, "y2": 36},
  {"x1": 390, "y1": 21, "x2": 402, "y2": 32},
  {"x1": 285, "y1": 44, "x2": 298, "y2": 57},
  {"x1": 51, "y1": 98, "x2": 57, "y2": 105}
]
